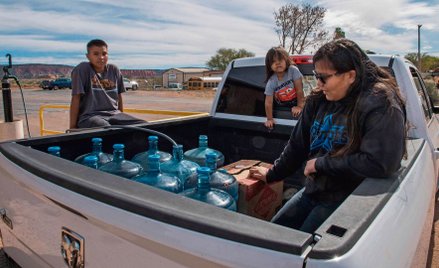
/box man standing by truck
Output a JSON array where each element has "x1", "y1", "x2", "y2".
[{"x1": 69, "y1": 39, "x2": 144, "y2": 129}]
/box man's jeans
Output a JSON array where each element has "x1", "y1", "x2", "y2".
[
  {"x1": 271, "y1": 188, "x2": 342, "y2": 233},
  {"x1": 78, "y1": 112, "x2": 145, "y2": 128}
]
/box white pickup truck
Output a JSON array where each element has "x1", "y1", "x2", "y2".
[{"x1": 0, "y1": 54, "x2": 438, "y2": 268}]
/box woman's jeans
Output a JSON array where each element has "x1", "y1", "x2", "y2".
[{"x1": 271, "y1": 188, "x2": 343, "y2": 233}]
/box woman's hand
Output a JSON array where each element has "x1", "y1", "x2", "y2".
[
  {"x1": 304, "y1": 158, "x2": 317, "y2": 177},
  {"x1": 265, "y1": 118, "x2": 275, "y2": 129},
  {"x1": 248, "y1": 166, "x2": 269, "y2": 182},
  {"x1": 291, "y1": 106, "x2": 302, "y2": 117}
]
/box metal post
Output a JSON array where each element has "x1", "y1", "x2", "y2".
[
  {"x1": 1, "y1": 76, "x2": 13, "y2": 122},
  {"x1": 2, "y1": 54, "x2": 13, "y2": 122},
  {"x1": 417, "y1": 24, "x2": 422, "y2": 70}
]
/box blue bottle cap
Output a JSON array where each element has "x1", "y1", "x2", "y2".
[
  {"x1": 113, "y1": 144, "x2": 124, "y2": 150},
  {"x1": 148, "y1": 136, "x2": 158, "y2": 141},
  {"x1": 48, "y1": 146, "x2": 60, "y2": 152},
  {"x1": 197, "y1": 166, "x2": 211, "y2": 174},
  {"x1": 91, "y1": 137, "x2": 102, "y2": 143}
]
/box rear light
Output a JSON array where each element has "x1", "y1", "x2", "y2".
[{"x1": 290, "y1": 55, "x2": 313, "y2": 65}]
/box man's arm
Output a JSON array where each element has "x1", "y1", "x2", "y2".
[
  {"x1": 118, "y1": 93, "x2": 124, "y2": 112},
  {"x1": 69, "y1": 94, "x2": 81, "y2": 129}
]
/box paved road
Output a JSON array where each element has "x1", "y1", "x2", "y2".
[{"x1": 0, "y1": 88, "x2": 214, "y2": 138}]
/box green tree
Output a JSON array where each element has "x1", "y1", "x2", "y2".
[
  {"x1": 405, "y1": 53, "x2": 439, "y2": 72},
  {"x1": 274, "y1": 3, "x2": 328, "y2": 54},
  {"x1": 207, "y1": 48, "x2": 255, "y2": 70},
  {"x1": 334, "y1": 27, "x2": 346, "y2": 40}
]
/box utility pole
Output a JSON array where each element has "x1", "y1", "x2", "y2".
[{"x1": 417, "y1": 24, "x2": 422, "y2": 70}]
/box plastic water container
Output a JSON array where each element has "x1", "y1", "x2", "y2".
[
  {"x1": 99, "y1": 144, "x2": 143, "y2": 179},
  {"x1": 179, "y1": 167, "x2": 236, "y2": 211},
  {"x1": 132, "y1": 136, "x2": 172, "y2": 170},
  {"x1": 160, "y1": 144, "x2": 200, "y2": 188},
  {"x1": 205, "y1": 152, "x2": 239, "y2": 201},
  {"x1": 184, "y1": 135, "x2": 225, "y2": 167},
  {"x1": 74, "y1": 137, "x2": 113, "y2": 167},
  {"x1": 47, "y1": 146, "x2": 61, "y2": 157},
  {"x1": 83, "y1": 155, "x2": 98, "y2": 169},
  {"x1": 133, "y1": 154, "x2": 183, "y2": 193}
]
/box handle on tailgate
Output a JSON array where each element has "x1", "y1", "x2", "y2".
[{"x1": 0, "y1": 208, "x2": 13, "y2": 230}]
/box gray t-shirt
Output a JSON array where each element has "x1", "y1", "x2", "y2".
[
  {"x1": 71, "y1": 62, "x2": 126, "y2": 124},
  {"x1": 264, "y1": 65, "x2": 303, "y2": 107}
]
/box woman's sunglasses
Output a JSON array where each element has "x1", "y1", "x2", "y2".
[{"x1": 313, "y1": 70, "x2": 339, "y2": 84}]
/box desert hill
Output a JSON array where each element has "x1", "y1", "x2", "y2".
[{"x1": 8, "y1": 64, "x2": 163, "y2": 79}]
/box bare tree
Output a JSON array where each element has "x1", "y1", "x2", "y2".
[{"x1": 274, "y1": 3, "x2": 328, "y2": 54}]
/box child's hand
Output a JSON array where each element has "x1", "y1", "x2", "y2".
[
  {"x1": 265, "y1": 118, "x2": 275, "y2": 129},
  {"x1": 291, "y1": 106, "x2": 302, "y2": 117}
]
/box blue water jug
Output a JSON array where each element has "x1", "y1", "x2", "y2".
[
  {"x1": 83, "y1": 155, "x2": 98, "y2": 169},
  {"x1": 206, "y1": 152, "x2": 239, "y2": 201},
  {"x1": 184, "y1": 135, "x2": 225, "y2": 167},
  {"x1": 133, "y1": 154, "x2": 183, "y2": 193},
  {"x1": 75, "y1": 137, "x2": 113, "y2": 167},
  {"x1": 47, "y1": 146, "x2": 61, "y2": 157},
  {"x1": 161, "y1": 144, "x2": 200, "y2": 188},
  {"x1": 132, "y1": 136, "x2": 172, "y2": 170},
  {"x1": 99, "y1": 144, "x2": 143, "y2": 179},
  {"x1": 180, "y1": 167, "x2": 236, "y2": 211}
]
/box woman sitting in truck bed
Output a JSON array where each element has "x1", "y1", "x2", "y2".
[{"x1": 249, "y1": 38, "x2": 407, "y2": 233}]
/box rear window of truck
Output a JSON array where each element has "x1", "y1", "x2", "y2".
[{"x1": 216, "y1": 65, "x2": 315, "y2": 118}]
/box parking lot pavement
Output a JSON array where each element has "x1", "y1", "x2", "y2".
[{"x1": 0, "y1": 88, "x2": 215, "y2": 138}]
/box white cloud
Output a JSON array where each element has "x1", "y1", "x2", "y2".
[
  {"x1": 319, "y1": 0, "x2": 439, "y2": 54},
  {"x1": 0, "y1": 0, "x2": 437, "y2": 68}
]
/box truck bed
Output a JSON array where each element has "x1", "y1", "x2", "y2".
[{"x1": 0, "y1": 114, "x2": 434, "y2": 267}]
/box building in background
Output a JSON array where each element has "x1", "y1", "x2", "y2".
[{"x1": 162, "y1": 68, "x2": 223, "y2": 89}]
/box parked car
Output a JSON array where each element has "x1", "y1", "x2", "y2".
[
  {"x1": 168, "y1": 82, "x2": 183, "y2": 90},
  {"x1": 123, "y1": 78, "x2": 138, "y2": 90},
  {"x1": 48, "y1": 78, "x2": 72, "y2": 90},
  {"x1": 39, "y1": 80, "x2": 52, "y2": 90}
]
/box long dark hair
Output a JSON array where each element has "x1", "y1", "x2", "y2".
[
  {"x1": 311, "y1": 38, "x2": 407, "y2": 157},
  {"x1": 265, "y1": 46, "x2": 291, "y2": 82}
]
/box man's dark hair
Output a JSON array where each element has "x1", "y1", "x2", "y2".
[{"x1": 86, "y1": 39, "x2": 108, "y2": 53}]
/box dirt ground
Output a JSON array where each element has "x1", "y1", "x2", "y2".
[{"x1": 1, "y1": 88, "x2": 439, "y2": 267}]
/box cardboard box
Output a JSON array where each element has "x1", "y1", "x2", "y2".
[{"x1": 223, "y1": 160, "x2": 283, "y2": 221}]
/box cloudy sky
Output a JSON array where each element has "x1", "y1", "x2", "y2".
[{"x1": 0, "y1": 0, "x2": 438, "y2": 69}]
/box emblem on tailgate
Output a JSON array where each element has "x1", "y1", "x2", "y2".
[{"x1": 61, "y1": 227, "x2": 85, "y2": 268}]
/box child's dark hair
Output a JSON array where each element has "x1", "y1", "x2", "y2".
[
  {"x1": 312, "y1": 38, "x2": 407, "y2": 158},
  {"x1": 265, "y1": 46, "x2": 291, "y2": 82},
  {"x1": 87, "y1": 39, "x2": 108, "y2": 53}
]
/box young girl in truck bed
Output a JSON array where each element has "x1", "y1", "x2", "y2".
[{"x1": 264, "y1": 46, "x2": 305, "y2": 129}]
